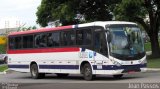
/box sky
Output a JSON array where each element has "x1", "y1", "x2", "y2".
[{"x1": 0, "y1": 0, "x2": 41, "y2": 28}]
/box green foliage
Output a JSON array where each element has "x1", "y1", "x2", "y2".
[
  {"x1": 36, "y1": 0, "x2": 76, "y2": 26},
  {"x1": 114, "y1": 0, "x2": 147, "y2": 21},
  {"x1": 0, "y1": 44, "x2": 6, "y2": 54},
  {"x1": 17, "y1": 26, "x2": 37, "y2": 31},
  {"x1": 36, "y1": 0, "x2": 121, "y2": 26},
  {"x1": 78, "y1": 0, "x2": 116, "y2": 21}
]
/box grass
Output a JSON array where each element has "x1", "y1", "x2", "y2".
[
  {"x1": 0, "y1": 65, "x2": 8, "y2": 72},
  {"x1": 144, "y1": 40, "x2": 160, "y2": 51},
  {"x1": 147, "y1": 58, "x2": 160, "y2": 68},
  {"x1": 0, "y1": 44, "x2": 6, "y2": 54},
  {"x1": 145, "y1": 40, "x2": 160, "y2": 68}
]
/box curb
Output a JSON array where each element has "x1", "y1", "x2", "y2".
[
  {"x1": 146, "y1": 68, "x2": 160, "y2": 72},
  {"x1": 0, "y1": 71, "x2": 6, "y2": 75},
  {"x1": 146, "y1": 51, "x2": 152, "y2": 55},
  {"x1": 0, "y1": 69, "x2": 8, "y2": 75}
]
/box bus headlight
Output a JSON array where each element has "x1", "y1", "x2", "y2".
[
  {"x1": 111, "y1": 59, "x2": 121, "y2": 66},
  {"x1": 114, "y1": 61, "x2": 121, "y2": 66}
]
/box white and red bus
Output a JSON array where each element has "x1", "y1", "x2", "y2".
[{"x1": 7, "y1": 21, "x2": 147, "y2": 80}]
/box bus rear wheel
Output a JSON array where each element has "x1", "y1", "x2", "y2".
[
  {"x1": 3, "y1": 56, "x2": 8, "y2": 64},
  {"x1": 83, "y1": 63, "x2": 95, "y2": 81},
  {"x1": 113, "y1": 74, "x2": 123, "y2": 79},
  {"x1": 30, "y1": 64, "x2": 45, "y2": 79}
]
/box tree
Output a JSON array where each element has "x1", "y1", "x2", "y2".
[
  {"x1": 78, "y1": 0, "x2": 112, "y2": 21},
  {"x1": 114, "y1": 0, "x2": 160, "y2": 57},
  {"x1": 17, "y1": 26, "x2": 37, "y2": 31},
  {"x1": 36, "y1": 0, "x2": 120, "y2": 26},
  {"x1": 36, "y1": 0, "x2": 78, "y2": 26}
]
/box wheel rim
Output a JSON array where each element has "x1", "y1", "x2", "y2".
[
  {"x1": 32, "y1": 66, "x2": 37, "y2": 77},
  {"x1": 85, "y1": 67, "x2": 91, "y2": 77}
]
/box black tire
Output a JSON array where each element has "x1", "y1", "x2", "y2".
[
  {"x1": 4, "y1": 57, "x2": 7, "y2": 64},
  {"x1": 30, "y1": 64, "x2": 45, "y2": 79},
  {"x1": 56, "y1": 73, "x2": 69, "y2": 78},
  {"x1": 113, "y1": 74, "x2": 123, "y2": 79},
  {"x1": 83, "y1": 63, "x2": 95, "y2": 81}
]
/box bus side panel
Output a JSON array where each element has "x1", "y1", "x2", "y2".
[
  {"x1": 8, "y1": 54, "x2": 31, "y2": 73},
  {"x1": 8, "y1": 51, "x2": 81, "y2": 74}
]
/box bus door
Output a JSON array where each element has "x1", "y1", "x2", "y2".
[
  {"x1": 77, "y1": 27, "x2": 95, "y2": 67},
  {"x1": 93, "y1": 27, "x2": 108, "y2": 72}
]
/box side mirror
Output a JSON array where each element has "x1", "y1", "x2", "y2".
[{"x1": 106, "y1": 31, "x2": 112, "y2": 43}]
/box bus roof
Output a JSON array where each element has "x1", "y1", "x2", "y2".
[
  {"x1": 9, "y1": 25, "x2": 72, "y2": 36},
  {"x1": 8, "y1": 21, "x2": 137, "y2": 36}
]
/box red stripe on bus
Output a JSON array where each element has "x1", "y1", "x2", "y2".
[
  {"x1": 9, "y1": 25, "x2": 73, "y2": 36},
  {"x1": 7, "y1": 47, "x2": 80, "y2": 54}
]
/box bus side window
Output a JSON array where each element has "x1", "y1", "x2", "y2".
[
  {"x1": 76, "y1": 30, "x2": 83, "y2": 45},
  {"x1": 61, "y1": 31, "x2": 68, "y2": 46},
  {"x1": 47, "y1": 33, "x2": 53, "y2": 47},
  {"x1": 9, "y1": 37, "x2": 15, "y2": 49},
  {"x1": 84, "y1": 29, "x2": 92, "y2": 45},
  {"x1": 23, "y1": 35, "x2": 33, "y2": 48},
  {"x1": 76, "y1": 29, "x2": 92, "y2": 46},
  {"x1": 34, "y1": 34, "x2": 40, "y2": 48},
  {"x1": 94, "y1": 32, "x2": 101, "y2": 52},
  {"x1": 51, "y1": 32, "x2": 60, "y2": 47},
  {"x1": 15, "y1": 37, "x2": 22, "y2": 49},
  {"x1": 61, "y1": 30, "x2": 75, "y2": 46},
  {"x1": 34, "y1": 34, "x2": 47, "y2": 48},
  {"x1": 68, "y1": 30, "x2": 75, "y2": 45},
  {"x1": 94, "y1": 31, "x2": 108, "y2": 56}
]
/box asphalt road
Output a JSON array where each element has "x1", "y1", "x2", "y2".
[{"x1": 0, "y1": 71, "x2": 160, "y2": 89}]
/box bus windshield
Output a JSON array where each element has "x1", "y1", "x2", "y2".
[{"x1": 107, "y1": 25, "x2": 145, "y2": 60}]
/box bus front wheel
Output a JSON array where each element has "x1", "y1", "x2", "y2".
[
  {"x1": 83, "y1": 63, "x2": 95, "y2": 81},
  {"x1": 30, "y1": 64, "x2": 45, "y2": 79}
]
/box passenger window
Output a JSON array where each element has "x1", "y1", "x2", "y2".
[
  {"x1": 94, "y1": 32, "x2": 102, "y2": 52},
  {"x1": 23, "y1": 35, "x2": 33, "y2": 48},
  {"x1": 35, "y1": 33, "x2": 47, "y2": 48},
  {"x1": 94, "y1": 30, "x2": 108, "y2": 56},
  {"x1": 76, "y1": 29, "x2": 92, "y2": 46},
  {"x1": 15, "y1": 37, "x2": 22, "y2": 49},
  {"x1": 9, "y1": 37, "x2": 15, "y2": 49},
  {"x1": 49, "y1": 32, "x2": 60, "y2": 47},
  {"x1": 76, "y1": 30, "x2": 83, "y2": 45},
  {"x1": 61, "y1": 30, "x2": 75, "y2": 46},
  {"x1": 84, "y1": 29, "x2": 92, "y2": 45}
]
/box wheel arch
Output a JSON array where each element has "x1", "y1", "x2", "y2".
[
  {"x1": 30, "y1": 61, "x2": 39, "y2": 71},
  {"x1": 80, "y1": 61, "x2": 93, "y2": 74}
]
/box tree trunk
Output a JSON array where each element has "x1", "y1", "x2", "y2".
[{"x1": 149, "y1": 32, "x2": 160, "y2": 58}]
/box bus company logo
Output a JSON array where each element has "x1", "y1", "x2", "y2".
[
  {"x1": 89, "y1": 52, "x2": 93, "y2": 58},
  {"x1": 79, "y1": 52, "x2": 93, "y2": 58}
]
